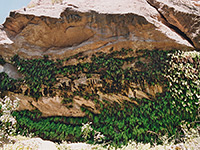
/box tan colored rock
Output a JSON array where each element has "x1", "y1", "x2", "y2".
[
  {"x1": 7, "y1": 92, "x2": 99, "y2": 117},
  {"x1": 127, "y1": 87, "x2": 135, "y2": 98},
  {"x1": 74, "y1": 75, "x2": 87, "y2": 87},
  {"x1": 0, "y1": 3, "x2": 194, "y2": 60},
  {"x1": 147, "y1": 0, "x2": 200, "y2": 49},
  {"x1": 134, "y1": 90, "x2": 149, "y2": 100},
  {"x1": 73, "y1": 96, "x2": 100, "y2": 114},
  {"x1": 54, "y1": 77, "x2": 71, "y2": 88},
  {"x1": 130, "y1": 82, "x2": 142, "y2": 90},
  {"x1": 64, "y1": 58, "x2": 79, "y2": 66},
  {"x1": 86, "y1": 74, "x2": 102, "y2": 87},
  {"x1": 8, "y1": 92, "x2": 35, "y2": 111},
  {"x1": 97, "y1": 91, "x2": 138, "y2": 105},
  {"x1": 143, "y1": 80, "x2": 163, "y2": 98},
  {"x1": 31, "y1": 96, "x2": 99, "y2": 117}
]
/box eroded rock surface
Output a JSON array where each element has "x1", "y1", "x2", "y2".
[
  {"x1": 147, "y1": 0, "x2": 200, "y2": 50},
  {"x1": 0, "y1": 0, "x2": 198, "y2": 60},
  {"x1": 2, "y1": 63, "x2": 23, "y2": 79},
  {"x1": 8, "y1": 92, "x2": 99, "y2": 117}
]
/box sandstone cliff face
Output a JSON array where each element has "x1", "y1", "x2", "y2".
[
  {"x1": 0, "y1": 0, "x2": 199, "y2": 60},
  {"x1": 0, "y1": 0, "x2": 199, "y2": 117}
]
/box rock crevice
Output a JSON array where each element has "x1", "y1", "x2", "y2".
[
  {"x1": 146, "y1": 0, "x2": 200, "y2": 50},
  {"x1": 146, "y1": 0, "x2": 195, "y2": 48}
]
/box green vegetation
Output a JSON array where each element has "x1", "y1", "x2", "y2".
[
  {"x1": 0, "y1": 73, "x2": 19, "y2": 93},
  {"x1": 12, "y1": 90, "x2": 199, "y2": 147},
  {"x1": 4, "y1": 49, "x2": 170, "y2": 99},
  {"x1": 10, "y1": 55, "x2": 62, "y2": 99},
  {"x1": 0, "y1": 56, "x2": 6, "y2": 65},
  {"x1": 0, "y1": 49, "x2": 199, "y2": 148}
]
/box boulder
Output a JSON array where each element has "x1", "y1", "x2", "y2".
[
  {"x1": 8, "y1": 137, "x2": 57, "y2": 150},
  {"x1": 134, "y1": 90, "x2": 150, "y2": 100},
  {"x1": 97, "y1": 91, "x2": 138, "y2": 105},
  {"x1": 2, "y1": 63, "x2": 23, "y2": 79},
  {"x1": 0, "y1": 0, "x2": 197, "y2": 60},
  {"x1": 0, "y1": 0, "x2": 199, "y2": 118}
]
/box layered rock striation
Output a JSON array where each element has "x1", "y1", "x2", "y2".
[{"x1": 0, "y1": 0, "x2": 199, "y2": 60}]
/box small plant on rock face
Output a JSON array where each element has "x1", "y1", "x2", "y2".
[
  {"x1": 81, "y1": 122, "x2": 93, "y2": 140},
  {"x1": 81, "y1": 122, "x2": 105, "y2": 143},
  {"x1": 94, "y1": 130, "x2": 105, "y2": 143},
  {"x1": 0, "y1": 96, "x2": 19, "y2": 145},
  {"x1": 0, "y1": 55, "x2": 6, "y2": 65}
]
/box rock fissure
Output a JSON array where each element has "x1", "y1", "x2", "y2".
[{"x1": 146, "y1": 0, "x2": 195, "y2": 48}]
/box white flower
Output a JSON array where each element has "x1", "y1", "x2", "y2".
[{"x1": 0, "y1": 96, "x2": 19, "y2": 140}]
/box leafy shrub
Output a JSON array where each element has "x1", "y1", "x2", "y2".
[
  {"x1": 11, "y1": 55, "x2": 61, "y2": 99},
  {"x1": 0, "y1": 73, "x2": 18, "y2": 94},
  {"x1": 0, "y1": 96, "x2": 19, "y2": 145},
  {"x1": 0, "y1": 56, "x2": 6, "y2": 65},
  {"x1": 81, "y1": 122, "x2": 93, "y2": 140},
  {"x1": 81, "y1": 122, "x2": 105, "y2": 143},
  {"x1": 164, "y1": 50, "x2": 200, "y2": 115},
  {"x1": 4, "y1": 49, "x2": 200, "y2": 148}
]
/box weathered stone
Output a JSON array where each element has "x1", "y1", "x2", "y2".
[
  {"x1": 8, "y1": 92, "x2": 99, "y2": 117},
  {"x1": 0, "y1": 65, "x2": 3, "y2": 73},
  {"x1": 54, "y1": 77, "x2": 71, "y2": 88},
  {"x1": 127, "y1": 88, "x2": 135, "y2": 98},
  {"x1": 0, "y1": 0, "x2": 198, "y2": 119},
  {"x1": 147, "y1": 0, "x2": 200, "y2": 50},
  {"x1": 3, "y1": 63, "x2": 23, "y2": 79},
  {"x1": 12, "y1": 137, "x2": 57, "y2": 150},
  {"x1": 97, "y1": 91, "x2": 138, "y2": 105},
  {"x1": 0, "y1": 0, "x2": 196, "y2": 60},
  {"x1": 74, "y1": 75, "x2": 88, "y2": 87},
  {"x1": 134, "y1": 90, "x2": 150, "y2": 100},
  {"x1": 8, "y1": 92, "x2": 35, "y2": 111},
  {"x1": 31, "y1": 96, "x2": 93, "y2": 117}
]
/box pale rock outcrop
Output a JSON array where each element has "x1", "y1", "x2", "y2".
[
  {"x1": 0, "y1": 25, "x2": 13, "y2": 45},
  {"x1": 6, "y1": 136, "x2": 57, "y2": 150},
  {"x1": 2, "y1": 63, "x2": 23, "y2": 79},
  {"x1": 0, "y1": 65, "x2": 3, "y2": 73}
]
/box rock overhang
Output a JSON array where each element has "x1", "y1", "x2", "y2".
[{"x1": 0, "y1": 0, "x2": 199, "y2": 60}]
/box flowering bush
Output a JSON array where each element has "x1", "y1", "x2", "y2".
[
  {"x1": 81, "y1": 122, "x2": 93, "y2": 140},
  {"x1": 81, "y1": 122, "x2": 105, "y2": 143},
  {"x1": 0, "y1": 96, "x2": 19, "y2": 144},
  {"x1": 94, "y1": 130, "x2": 105, "y2": 143},
  {"x1": 164, "y1": 50, "x2": 200, "y2": 115}
]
